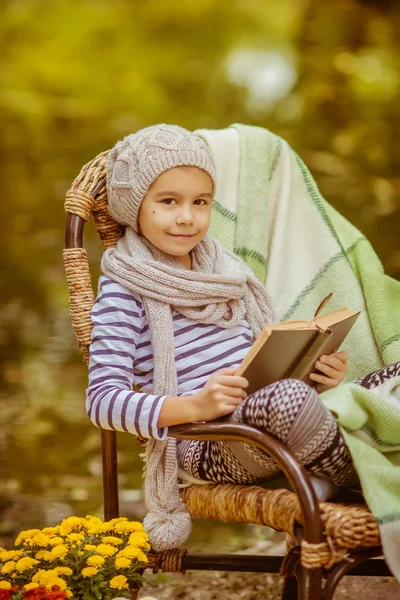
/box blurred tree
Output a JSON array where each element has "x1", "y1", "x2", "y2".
[{"x1": 288, "y1": 0, "x2": 400, "y2": 275}]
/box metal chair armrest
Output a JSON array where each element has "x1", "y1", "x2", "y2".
[{"x1": 169, "y1": 421, "x2": 323, "y2": 545}]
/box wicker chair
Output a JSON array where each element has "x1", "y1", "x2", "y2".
[{"x1": 63, "y1": 149, "x2": 392, "y2": 600}]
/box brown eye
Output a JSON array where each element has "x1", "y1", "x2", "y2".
[
  {"x1": 161, "y1": 198, "x2": 176, "y2": 205},
  {"x1": 194, "y1": 199, "x2": 207, "y2": 205}
]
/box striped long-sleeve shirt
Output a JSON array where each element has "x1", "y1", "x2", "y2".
[{"x1": 86, "y1": 276, "x2": 254, "y2": 440}]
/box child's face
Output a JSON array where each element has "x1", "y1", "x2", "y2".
[{"x1": 138, "y1": 166, "x2": 213, "y2": 268}]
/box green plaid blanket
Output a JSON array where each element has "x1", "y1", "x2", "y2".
[{"x1": 195, "y1": 123, "x2": 400, "y2": 579}]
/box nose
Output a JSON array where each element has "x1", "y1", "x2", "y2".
[{"x1": 176, "y1": 205, "x2": 194, "y2": 225}]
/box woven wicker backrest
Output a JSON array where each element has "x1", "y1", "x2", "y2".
[{"x1": 63, "y1": 150, "x2": 124, "y2": 363}]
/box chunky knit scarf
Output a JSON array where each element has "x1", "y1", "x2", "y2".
[{"x1": 101, "y1": 228, "x2": 276, "y2": 550}]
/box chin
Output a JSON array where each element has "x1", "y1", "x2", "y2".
[
  {"x1": 164, "y1": 241, "x2": 199, "y2": 255},
  {"x1": 154, "y1": 243, "x2": 182, "y2": 257},
  {"x1": 166, "y1": 249, "x2": 188, "y2": 258}
]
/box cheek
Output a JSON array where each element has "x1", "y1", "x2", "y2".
[
  {"x1": 140, "y1": 207, "x2": 169, "y2": 234},
  {"x1": 198, "y1": 209, "x2": 211, "y2": 228}
]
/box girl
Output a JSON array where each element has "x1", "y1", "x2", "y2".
[{"x1": 86, "y1": 124, "x2": 397, "y2": 550}]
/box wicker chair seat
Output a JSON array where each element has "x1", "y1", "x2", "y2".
[{"x1": 180, "y1": 484, "x2": 379, "y2": 551}]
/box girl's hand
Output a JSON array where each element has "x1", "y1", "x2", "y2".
[
  {"x1": 309, "y1": 351, "x2": 349, "y2": 393},
  {"x1": 192, "y1": 368, "x2": 249, "y2": 421}
]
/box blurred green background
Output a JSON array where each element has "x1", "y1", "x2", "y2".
[{"x1": 1, "y1": 0, "x2": 399, "y2": 546}]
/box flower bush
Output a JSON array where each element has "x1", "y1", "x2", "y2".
[{"x1": 0, "y1": 516, "x2": 151, "y2": 600}]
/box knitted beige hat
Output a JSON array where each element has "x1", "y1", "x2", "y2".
[{"x1": 106, "y1": 124, "x2": 217, "y2": 232}]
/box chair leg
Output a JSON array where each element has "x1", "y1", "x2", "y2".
[
  {"x1": 281, "y1": 576, "x2": 298, "y2": 600},
  {"x1": 297, "y1": 566, "x2": 323, "y2": 600},
  {"x1": 131, "y1": 582, "x2": 142, "y2": 599},
  {"x1": 130, "y1": 567, "x2": 145, "y2": 600},
  {"x1": 322, "y1": 548, "x2": 384, "y2": 600}
]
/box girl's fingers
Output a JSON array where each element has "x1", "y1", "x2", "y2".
[
  {"x1": 315, "y1": 383, "x2": 327, "y2": 393},
  {"x1": 320, "y1": 353, "x2": 348, "y2": 366},
  {"x1": 215, "y1": 405, "x2": 237, "y2": 418},
  {"x1": 220, "y1": 386, "x2": 247, "y2": 399},
  {"x1": 222, "y1": 397, "x2": 243, "y2": 408},
  {"x1": 217, "y1": 375, "x2": 249, "y2": 388},
  {"x1": 216, "y1": 368, "x2": 239, "y2": 376},
  {"x1": 330, "y1": 351, "x2": 348, "y2": 362},
  {"x1": 225, "y1": 402, "x2": 242, "y2": 409},
  {"x1": 220, "y1": 403, "x2": 237, "y2": 413},
  {"x1": 309, "y1": 373, "x2": 338, "y2": 387},
  {"x1": 319, "y1": 355, "x2": 348, "y2": 372},
  {"x1": 314, "y1": 361, "x2": 339, "y2": 378}
]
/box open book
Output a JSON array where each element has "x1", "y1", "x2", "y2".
[{"x1": 236, "y1": 294, "x2": 360, "y2": 395}]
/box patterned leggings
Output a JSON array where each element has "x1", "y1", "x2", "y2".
[{"x1": 177, "y1": 362, "x2": 400, "y2": 487}]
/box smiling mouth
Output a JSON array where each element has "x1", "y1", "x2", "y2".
[{"x1": 168, "y1": 233, "x2": 195, "y2": 238}]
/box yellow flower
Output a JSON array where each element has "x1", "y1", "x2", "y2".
[
  {"x1": 28, "y1": 533, "x2": 50, "y2": 547},
  {"x1": 95, "y1": 544, "x2": 117, "y2": 557},
  {"x1": 45, "y1": 577, "x2": 67, "y2": 590},
  {"x1": 59, "y1": 517, "x2": 83, "y2": 536},
  {"x1": 65, "y1": 591, "x2": 73, "y2": 598},
  {"x1": 48, "y1": 545, "x2": 68, "y2": 560},
  {"x1": 54, "y1": 567, "x2": 73, "y2": 575},
  {"x1": 87, "y1": 555, "x2": 104, "y2": 567},
  {"x1": 115, "y1": 557, "x2": 131, "y2": 569},
  {"x1": 32, "y1": 569, "x2": 53, "y2": 583},
  {"x1": 81, "y1": 567, "x2": 98, "y2": 577},
  {"x1": 84, "y1": 544, "x2": 96, "y2": 551},
  {"x1": 136, "y1": 550, "x2": 148, "y2": 563},
  {"x1": 66, "y1": 533, "x2": 84, "y2": 544},
  {"x1": 83, "y1": 517, "x2": 108, "y2": 534},
  {"x1": 15, "y1": 529, "x2": 41, "y2": 546},
  {"x1": 119, "y1": 546, "x2": 148, "y2": 564},
  {"x1": 48, "y1": 537, "x2": 65, "y2": 546},
  {"x1": 113, "y1": 521, "x2": 143, "y2": 534},
  {"x1": 108, "y1": 518, "x2": 127, "y2": 525},
  {"x1": 63, "y1": 517, "x2": 83, "y2": 528},
  {"x1": 140, "y1": 541, "x2": 150, "y2": 551},
  {"x1": 35, "y1": 550, "x2": 52, "y2": 560},
  {"x1": 1, "y1": 550, "x2": 18, "y2": 561},
  {"x1": 109, "y1": 575, "x2": 128, "y2": 589},
  {"x1": 0, "y1": 582, "x2": 11, "y2": 590},
  {"x1": 1, "y1": 561, "x2": 16, "y2": 574},
  {"x1": 85, "y1": 515, "x2": 102, "y2": 524},
  {"x1": 86, "y1": 526, "x2": 106, "y2": 536},
  {"x1": 117, "y1": 547, "x2": 140, "y2": 559},
  {"x1": 101, "y1": 536, "x2": 123, "y2": 546},
  {"x1": 16, "y1": 557, "x2": 39, "y2": 572},
  {"x1": 24, "y1": 583, "x2": 40, "y2": 591},
  {"x1": 42, "y1": 527, "x2": 59, "y2": 536},
  {"x1": 128, "y1": 532, "x2": 150, "y2": 548}
]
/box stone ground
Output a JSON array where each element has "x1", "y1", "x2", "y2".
[
  {"x1": 138, "y1": 535, "x2": 399, "y2": 600},
  {"x1": 139, "y1": 571, "x2": 400, "y2": 600}
]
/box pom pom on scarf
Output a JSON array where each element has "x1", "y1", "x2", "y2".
[{"x1": 143, "y1": 505, "x2": 192, "y2": 550}]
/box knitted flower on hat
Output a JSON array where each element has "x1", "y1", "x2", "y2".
[{"x1": 106, "y1": 124, "x2": 217, "y2": 232}]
